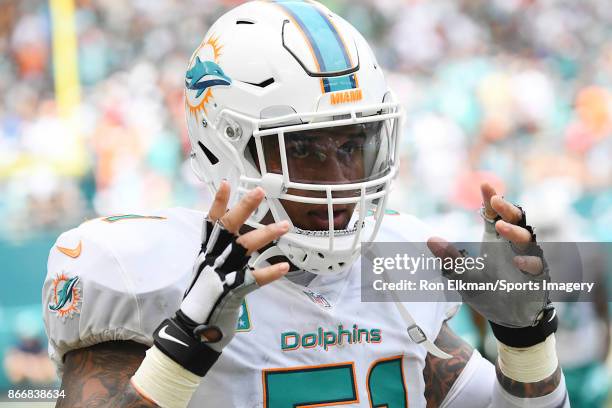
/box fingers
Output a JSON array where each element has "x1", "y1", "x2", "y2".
[
  {"x1": 427, "y1": 237, "x2": 467, "y2": 276},
  {"x1": 208, "y1": 181, "x2": 230, "y2": 222},
  {"x1": 220, "y1": 187, "x2": 265, "y2": 234},
  {"x1": 490, "y1": 195, "x2": 523, "y2": 224},
  {"x1": 237, "y1": 221, "x2": 290, "y2": 255},
  {"x1": 427, "y1": 237, "x2": 463, "y2": 260},
  {"x1": 480, "y1": 182, "x2": 498, "y2": 220},
  {"x1": 252, "y1": 262, "x2": 290, "y2": 286},
  {"x1": 513, "y1": 255, "x2": 543, "y2": 275},
  {"x1": 495, "y1": 220, "x2": 532, "y2": 245},
  {"x1": 428, "y1": 236, "x2": 543, "y2": 279},
  {"x1": 481, "y1": 184, "x2": 534, "y2": 245}
]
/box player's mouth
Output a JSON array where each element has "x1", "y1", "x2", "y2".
[{"x1": 306, "y1": 208, "x2": 351, "y2": 230}]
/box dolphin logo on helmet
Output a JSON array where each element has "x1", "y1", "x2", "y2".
[{"x1": 185, "y1": 57, "x2": 232, "y2": 98}]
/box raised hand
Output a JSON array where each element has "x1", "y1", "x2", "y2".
[
  {"x1": 427, "y1": 182, "x2": 553, "y2": 332},
  {"x1": 151, "y1": 183, "x2": 290, "y2": 376}
]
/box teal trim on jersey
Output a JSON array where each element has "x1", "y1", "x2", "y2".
[
  {"x1": 274, "y1": 0, "x2": 356, "y2": 92},
  {"x1": 367, "y1": 208, "x2": 400, "y2": 217},
  {"x1": 263, "y1": 364, "x2": 357, "y2": 407},
  {"x1": 367, "y1": 357, "x2": 408, "y2": 408},
  {"x1": 102, "y1": 214, "x2": 166, "y2": 223}
]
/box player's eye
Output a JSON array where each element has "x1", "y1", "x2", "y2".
[
  {"x1": 338, "y1": 137, "x2": 365, "y2": 160},
  {"x1": 287, "y1": 139, "x2": 311, "y2": 159}
]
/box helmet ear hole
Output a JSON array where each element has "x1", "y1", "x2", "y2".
[{"x1": 198, "y1": 141, "x2": 219, "y2": 165}]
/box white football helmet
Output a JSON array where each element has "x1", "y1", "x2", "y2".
[{"x1": 185, "y1": 0, "x2": 402, "y2": 274}]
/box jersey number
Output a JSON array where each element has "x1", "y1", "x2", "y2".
[{"x1": 262, "y1": 356, "x2": 407, "y2": 407}]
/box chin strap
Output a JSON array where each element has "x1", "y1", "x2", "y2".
[{"x1": 249, "y1": 245, "x2": 285, "y2": 269}]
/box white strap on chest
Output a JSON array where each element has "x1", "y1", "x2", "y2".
[
  {"x1": 254, "y1": 246, "x2": 451, "y2": 359},
  {"x1": 381, "y1": 268, "x2": 452, "y2": 359},
  {"x1": 392, "y1": 300, "x2": 452, "y2": 359}
]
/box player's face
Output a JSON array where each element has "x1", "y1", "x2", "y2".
[{"x1": 258, "y1": 121, "x2": 386, "y2": 231}]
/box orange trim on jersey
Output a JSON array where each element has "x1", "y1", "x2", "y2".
[
  {"x1": 365, "y1": 355, "x2": 409, "y2": 408},
  {"x1": 268, "y1": 1, "x2": 326, "y2": 94},
  {"x1": 262, "y1": 361, "x2": 360, "y2": 407}
]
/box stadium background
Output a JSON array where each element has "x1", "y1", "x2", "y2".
[{"x1": 0, "y1": 0, "x2": 611, "y2": 406}]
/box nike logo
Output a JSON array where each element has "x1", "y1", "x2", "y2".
[
  {"x1": 56, "y1": 241, "x2": 82, "y2": 258},
  {"x1": 159, "y1": 325, "x2": 189, "y2": 347}
]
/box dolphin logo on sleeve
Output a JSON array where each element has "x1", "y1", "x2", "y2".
[{"x1": 48, "y1": 274, "x2": 82, "y2": 319}]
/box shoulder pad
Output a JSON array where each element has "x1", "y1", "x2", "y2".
[{"x1": 43, "y1": 208, "x2": 203, "y2": 373}]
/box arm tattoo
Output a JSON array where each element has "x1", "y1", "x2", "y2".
[
  {"x1": 495, "y1": 362, "x2": 561, "y2": 398},
  {"x1": 423, "y1": 322, "x2": 473, "y2": 408},
  {"x1": 57, "y1": 341, "x2": 158, "y2": 408}
]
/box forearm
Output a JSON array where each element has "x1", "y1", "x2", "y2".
[
  {"x1": 58, "y1": 378, "x2": 157, "y2": 408},
  {"x1": 492, "y1": 334, "x2": 569, "y2": 407},
  {"x1": 434, "y1": 332, "x2": 568, "y2": 408},
  {"x1": 111, "y1": 386, "x2": 159, "y2": 408},
  {"x1": 493, "y1": 367, "x2": 569, "y2": 407},
  {"x1": 495, "y1": 361, "x2": 561, "y2": 398},
  {"x1": 436, "y1": 349, "x2": 567, "y2": 408},
  {"x1": 58, "y1": 342, "x2": 159, "y2": 408}
]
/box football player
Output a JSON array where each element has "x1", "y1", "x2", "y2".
[{"x1": 43, "y1": 1, "x2": 569, "y2": 407}]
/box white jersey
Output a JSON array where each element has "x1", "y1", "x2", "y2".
[{"x1": 43, "y1": 208, "x2": 459, "y2": 407}]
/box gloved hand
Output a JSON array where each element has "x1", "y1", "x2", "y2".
[
  {"x1": 428, "y1": 182, "x2": 557, "y2": 348},
  {"x1": 152, "y1": 183, "x2": 290, "y2": 376}
]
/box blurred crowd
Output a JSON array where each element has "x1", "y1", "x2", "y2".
[
  {"x1": 377, "y1": 0, "x2": 612, "y2": 242},
  {"x1": 0, "y1": 0, "x2": 610, "y2": 241},
  {"x1": 0, "y1": 0, "x2": 611, "y2": 403}
]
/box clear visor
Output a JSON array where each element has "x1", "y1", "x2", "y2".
[
  {"x1": 240, "y1": 106, "x2": 400, "y2": 237},
  {"x1": 258, "y1": 120, "x2": 392, "y2": 185}
]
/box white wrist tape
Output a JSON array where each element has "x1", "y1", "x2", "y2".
[
  {"x1": 497, "y1": 334, "x2": 558, "y2": 383},
  {"x1": 131, "y1": 345, "x2": 201, "y2": 408}
]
